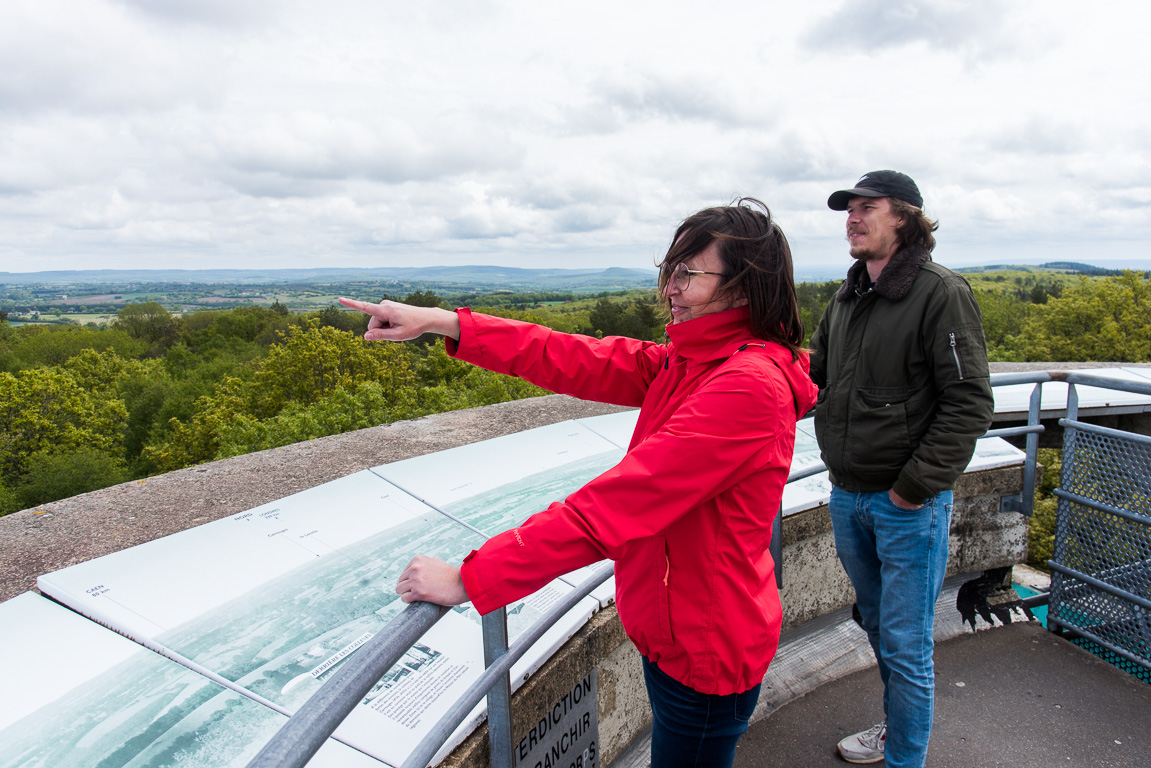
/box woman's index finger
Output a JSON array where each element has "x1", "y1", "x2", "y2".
[{"x1": 338, "y1": 297, "x2": 375, "y2": 312}]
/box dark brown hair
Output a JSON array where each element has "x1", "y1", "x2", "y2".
[
  {"x1": 889, "y1": 197, "x2": 939, "y2": 253},
  {"x1": 657, "y1": 198, "x2": 804, "y2": 356}
]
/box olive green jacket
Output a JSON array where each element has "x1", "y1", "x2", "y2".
[{"x1": 809, "y1": 246, "x2": 994, "y2": 505}]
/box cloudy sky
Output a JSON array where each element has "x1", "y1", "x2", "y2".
[{"x1": 3, "y1": 0, "x2": 1148, "y2": 276}]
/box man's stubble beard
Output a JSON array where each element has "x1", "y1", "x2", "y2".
[
  {"x1": 848, "y1": 241, "x2": 883, "y2": 262},
  {"x1": 847, "y1": 232, "x2": 902, "y2": 263}
]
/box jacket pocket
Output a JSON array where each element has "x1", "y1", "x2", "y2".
[
  {"x1": 944, "y1": 324, "x2": 990, "y2": 384},
  {"x1": 848, "y1": 387, "x2": 914, "y2": 472}
]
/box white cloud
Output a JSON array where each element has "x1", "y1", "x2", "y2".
[
  {"x1": 1, "y1": 0, "x2": 1149, "y2": 274},
  {"x1": 114, "y1": 0, "x2": 283, "y2": 28},
  {"x1": 0, "y1": 1, "x2": 227, "y2": 116},
  {"x1": 801, "y1": 0, "x2": 1016, "y2": 61}
]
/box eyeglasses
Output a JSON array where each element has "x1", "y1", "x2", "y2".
[{"x1": 661, "y1": 262, "x2": 726, "y2": 291}]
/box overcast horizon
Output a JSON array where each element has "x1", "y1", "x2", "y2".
[{"x1": 3, "y1": 1, "x2": 1149, "y2": 276}]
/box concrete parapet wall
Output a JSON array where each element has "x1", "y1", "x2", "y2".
[{"x1": 948, "y1": 466, "x2": 1029, "y2": 574}]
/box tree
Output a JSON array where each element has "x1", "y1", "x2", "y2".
[
  {"x1": 316, "y1": 306, "x2": 361, "y2": 332},
  {"x1": 975, "y1": 290, "x2": 1032, "y2": 361},
  {"x1": 0, "y1": 324, "x2": 145, "y2": 371},
  {"x1": 1027, "y1": 448, "x2": 1061, "y2": 568},
  {"x1": 586, "y1": 298, "x2": 624, "y2": 338},
  {"x1": 63, "y1": 347, "x2": 149, "y2": 394},
  {"x1": 144, "y1": 323, "x2": 417, "y2": 469},
  {"x1": 0, "y1": 479, "x2": 19, "y2": 516},
  {"x1": 0, "y1": 367, "x2": 128, "y2": 482},
  {"x1": 14, "y1": 448, "x2": 130, "y2": 510},
  {"x1": 212, "y1": 383, "x2": 409, "y2": 458},
  {"x1": 411, "y1": 341, "x2": 547, "y2": 415},
  {"x1": 110, "y1": 358, "x2": 176, "y2": 464},
  {"x1": 796, "y1": 281, "x2": 841, "y2": 346},
  {"x1": 403, "y1": 290, "x2": 444, "y2": 308},
  {"x1": 116, "y1": 302, "x2": 178, "y2": 350},
  {"x1": 177, "y1": 306, "x2": 295, "y2": 352},
  {"x1": 1010, "y1": 272, "x2": 1151, "y2": 361},
  {"x1": 249, "y1": 323, "x2": 415, "y2": 415},
  {"x1": 585, "y1": 296, "x2": 663, "y2": 341}
]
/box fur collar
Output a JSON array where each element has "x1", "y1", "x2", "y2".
[{"x1": 836, "y1": 246, "x2": 932, "y2": 302}]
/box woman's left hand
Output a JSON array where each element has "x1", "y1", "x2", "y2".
[{"x1": 396, "y1": 555, "x2": 469, "y2": 606}]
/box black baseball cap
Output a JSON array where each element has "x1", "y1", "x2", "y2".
[{"x1": 828, "y1": 170, "x2": 923, "y2": 211}]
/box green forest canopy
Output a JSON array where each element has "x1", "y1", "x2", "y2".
[{"x1": 2, "y1": 270, "x2": 1149, "y2": 516}]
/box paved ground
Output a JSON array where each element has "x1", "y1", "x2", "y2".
[{"x1": 735, "y1": 620, "x2": 1151, "y2": 768}]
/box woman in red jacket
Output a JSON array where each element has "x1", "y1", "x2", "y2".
[{"x1": 340, "y1": 199, "x2": 817, "y2": 768}]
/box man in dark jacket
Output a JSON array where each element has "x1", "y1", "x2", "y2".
[{"x1": 809, "y1": 171, "x2": 994, "y2": 767}]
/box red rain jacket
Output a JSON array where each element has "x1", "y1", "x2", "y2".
[{"x1": 450, "y1": 307, "x2": 818, "y2": 695}]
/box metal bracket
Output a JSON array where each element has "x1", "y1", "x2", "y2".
[{"x1": 1000, "y1": 494, "x2": 1025, "y2": 514}]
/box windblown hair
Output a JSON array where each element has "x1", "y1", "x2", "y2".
[
  {"x1": 657, "y1": 198, "x2": 804, "y2": 357},
  {"x1": 889, "y1": 198, "x2": 939, "y2": 253}
]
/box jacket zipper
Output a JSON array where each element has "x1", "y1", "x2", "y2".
[{"x1": 949, "y1": 332, "x2": 965, "y2": 380}]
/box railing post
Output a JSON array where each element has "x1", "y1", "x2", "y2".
[
  {"x1": 1020, "y1": 382, "x2": 1043, "y2": 516},
  {"x1": 1050, "y1": 380, "x2": 1079, "y2": 639},
  {"x1": 1062, "y1": 383, "x2": 1081, "y2": 489},
  {"x1": 482, "y1": 607, "x2": 514, "y2": 768},
  {"x1": 1066, "y1": 382, "x2": 1080, "y2": 422}
]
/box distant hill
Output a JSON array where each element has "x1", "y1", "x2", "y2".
[
  {"x1": 956, "y1": 262, "x2": 1137, "y2": 277},
  {"x1": 1039, "y1": 262, "x2": 1131, "y2": 276},
  {"x1": 0, "y1": 265, "x2": 659, "y2": 292}
]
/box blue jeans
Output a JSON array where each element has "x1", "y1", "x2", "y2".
[
  {"x1": 642, "y1": 657, "x2": 760, "y2": 768},
  {"x1": 829, "y1": 487, "x2": 952, "y2": 768}
]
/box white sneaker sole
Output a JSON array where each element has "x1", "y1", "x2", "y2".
[{"x1": 836, "y1": 744, "x2": 885, "y2": 764}]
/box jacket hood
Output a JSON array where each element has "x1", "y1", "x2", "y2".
[
  {"x1": 836, "y1": 245, "x2": 932, "y2": 303},
  {"x1": 775, "y1": 344, "x2": 818, "y2": 419},
  {"x1": 666, "y1": 306, "x2": 818, "y2": 418}
]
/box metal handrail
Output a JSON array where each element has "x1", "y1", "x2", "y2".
[
  {"x1": 247, "y1": 564, "x2": 613, "y2": 768},
  {"x1": 989, "y1": 371, "x2": 1047, "y2": 515},
  {"x1": 1065, "y1": 370, "x2": 1151, "y2": 397},
  {"x1": 248, "y1": 369, "x2": 1150, "y2": 768},
  {"x1": 985, "y1": 370, "x2": 1151, "y2": 516},
  {"x1": 401, "y1": 563, "x2": 615, "y2": 768},
  {"x1": 247, "y1": 601, "x2": 449, "y2": 768}
]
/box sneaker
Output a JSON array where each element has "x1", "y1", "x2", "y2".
[{"x1": 836, "y1": 721, "x2": 886, "y2": 764}]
